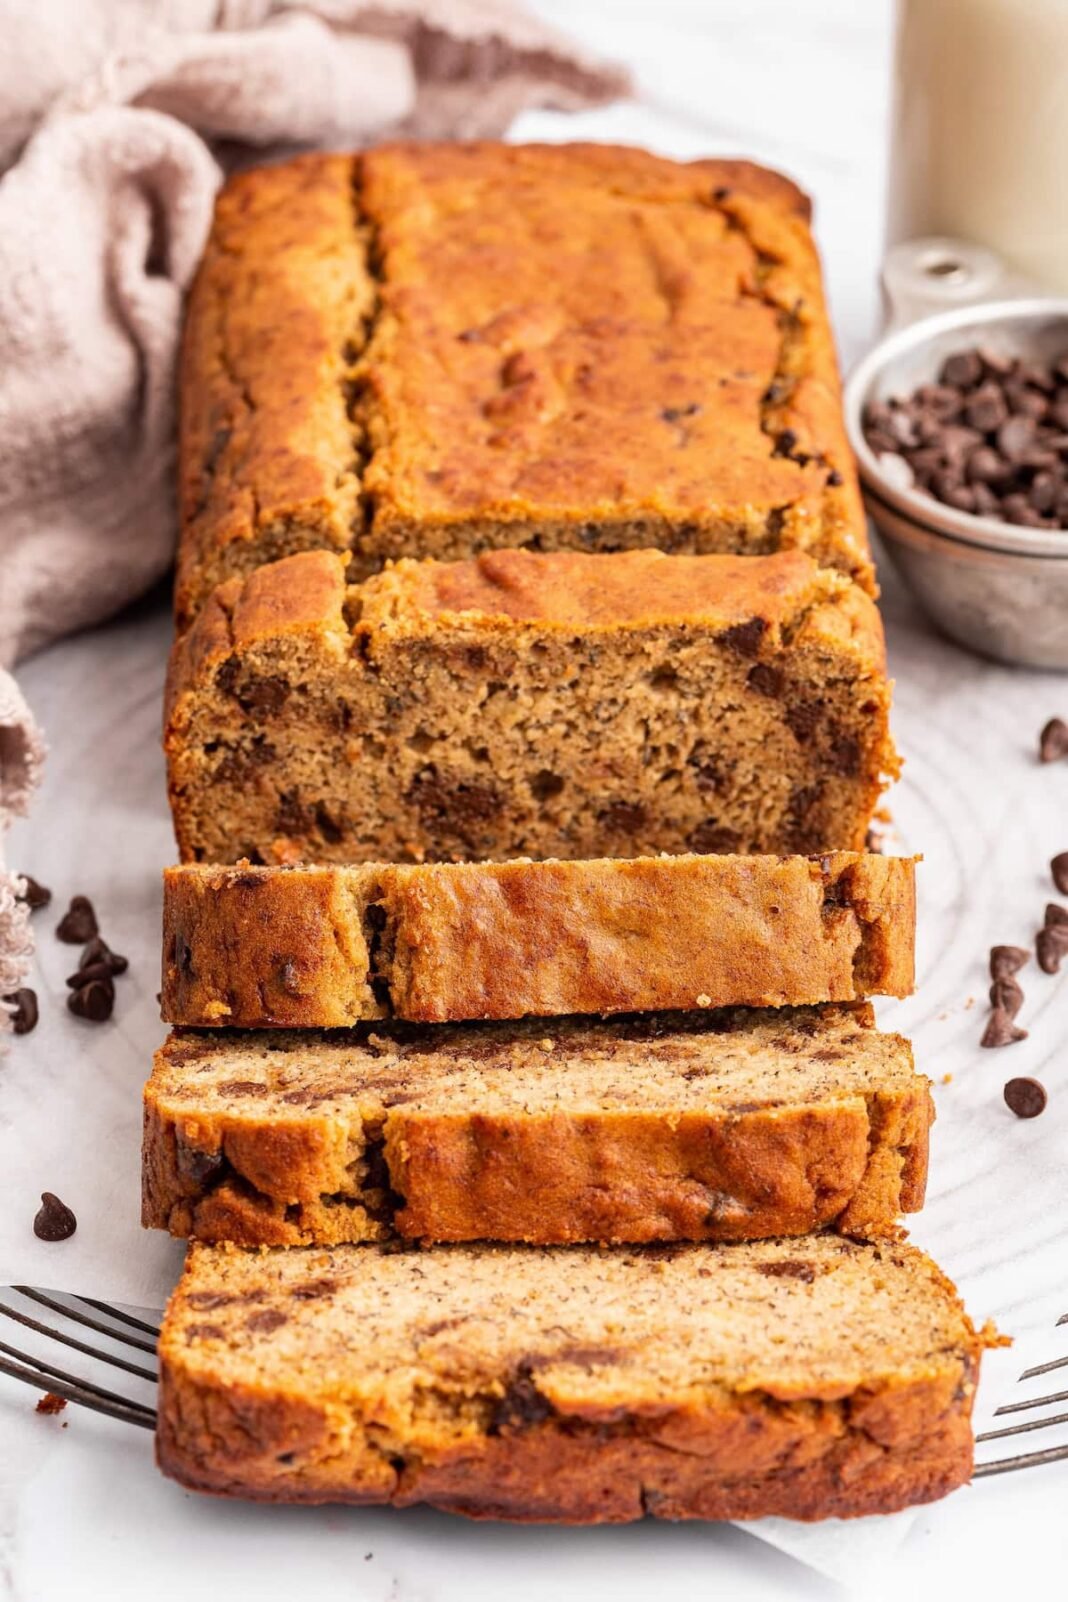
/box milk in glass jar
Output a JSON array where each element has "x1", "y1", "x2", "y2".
[{"x1": 887, "y1": 0, "x2": 1068, "y2": 291}]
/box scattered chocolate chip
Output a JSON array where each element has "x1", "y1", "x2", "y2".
[
  {"x1": 66, "y1": 960, "x2": 115, "y2": 989},
  {"x1": 35, "y1": 1392, "x2": 68, "y2": 1415},
  {"x1": 1003, "y1": 1077, "x2": 1047, "y2": 1119},
  {"x1": 17, "y1": 875, "x2": 51, "y2": 911},
  {"x1": 989, "y1": 945, "x2": 1029, "y2": 981},
  {"x1": 79, "y1": 935, "x2": 128, "y2": 976},
  {"x1": 1044, "y1": 902, "x2": 1068, "y2": 931},
  {"x1": 55, "y1": 896, "x2": 98, "y2": 944},
  {"x1": 980, "y1": 1008, "x2": 1028, "y2": 1048},
  {"x1": 67, "y1": 978, "x2": 114, "y2": 1022},
  {"x1": 1040, "y1": 717, "x2": 1068, "y2": 762},
  {"x1": 33, "y1": 1192, "x2": 77, "y2": 1241},
  {"x1": 4, "y1": 988, "x2": 38, "y2": 1035},
  {"x1": 989, "y1": 976, "x2": 1024, "y2": 1018},
  {"x1": 1036, "y1": 926, "x2": 1067, "y2": 974},
  {"x1": 1051, "y1": 853, "x2": 1068, "y2": 895}
]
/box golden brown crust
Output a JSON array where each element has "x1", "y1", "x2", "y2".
[
  {"x1": 176, "y1": 143, "x2": 872, "y2": 627},
  {"x1": 163, "y1": 863, "x2": 386, "y2": 1027},
  {"x1": 176, "y1": 155, "x2": 370, "y2": 627},
  {"x1": 160, "y1": 853, "x2": 916, "y2": 1028},
  {"x1": 157, "y1": 1383, "x2": 976, "y2": 1521},
  {"x1": 155, "y1": 1238, "x2": 992, "y2": 1521},
  {"x1": 168, "y1": 547, "x2": 883, "y2": 717},
  {"x1": 141, "y1": 1007, "x2": 932, "y2": 1247}
]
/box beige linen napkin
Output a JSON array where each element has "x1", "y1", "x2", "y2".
[{"x1": 0, "y1": 0, "x2": 626, "y2": 1030}]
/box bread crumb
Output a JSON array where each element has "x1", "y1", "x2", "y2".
[
  {"x1": 35, "y1": 1392, "x2": 67, "y2": 1416},
  {"x1": 942, "y1": 1073, "x2": 953, "y2": 1085}
]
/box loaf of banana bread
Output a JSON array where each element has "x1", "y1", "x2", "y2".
[
  {"x1": 143, "y1": 1004, "x2": 931, "y2": 1247},
  {"x1": 166, "y1": 546, "x2": 896, "y2": 866},
  {"x1": 161, "y1": 853, "x2": 917, "y2": 1027},
  {"x1": 175, "y1": 141, "x2": 872, "y2": 628},
  {"x1": 156, "y1": 1235, "x2": 994, "y2": 1520}
]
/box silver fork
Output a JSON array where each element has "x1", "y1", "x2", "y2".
[
  {"x1": 1, "y1": 1286, "x2": 1066, "y2": 1477},
  {"x1": 0, "y1": 1285, "x2": 158, "y2": 1430},
  {"x1": 973, "y1": 1311, "x2": 1068, "y2": 1478}
]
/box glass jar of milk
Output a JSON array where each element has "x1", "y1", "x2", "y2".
[{"x1": 887, "y1": 0, "x2": 1068, "y2": 292}]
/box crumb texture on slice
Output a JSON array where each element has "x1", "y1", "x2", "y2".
[
  {"x1": 160, "y1": 853, "x2": 916, "y2": 1028},
  {"x1": 142, "y1": 1004, "x2": 932, "y2": 1246},
  {"x1": 156, "y1": 1236, "x2": 993, "y2": 1522},
  {"x1": 176, "y1": 142, "x2": 872, "y2": 628},
  {"x1": 166, "y1": 547, "x2": 896, "y2": 867}
]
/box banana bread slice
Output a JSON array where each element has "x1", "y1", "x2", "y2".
[
  {"x1": 166, "y1": 546, "x2": 896, "y2": 866},
  {"x1": 142, "y1": 1004, "x2": 931, "y2": 1247},
  {"x1": 161, "y1": 853, "x2": 916, "y2": 1027},
  {"x1": 175, "y1": 142, "x2": 872, "y2": 628},
  {"x1": 157, "y1": 1235, "x2": 995, "y2": 1520}
]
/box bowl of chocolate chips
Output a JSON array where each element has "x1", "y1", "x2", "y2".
[{"x1": 845, "y1": 245, "x2": 1068, "y2": 668}]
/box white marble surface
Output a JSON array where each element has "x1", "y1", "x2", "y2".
[{"x1": 2, "y1": 1, "x2": 1068, "y2": 1597}]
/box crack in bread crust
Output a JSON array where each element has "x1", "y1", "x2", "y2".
[{"x1": 174, "y1": 144, "x2": 874, "y2": 626}]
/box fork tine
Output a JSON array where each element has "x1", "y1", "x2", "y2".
[
  {"x1": 0, "y1": 1350, "x2": 156, "y2": 1430},
  {"x1": 1020, "y1": 1354, "x2": 1068, "y2": 1381},
  {"x1": 0, "y1": 1337, "x2": 154, "y2": 1414},
  {"x1": 0, "y1": 1300, "x2": 157, "y2": 1383},
  {"x1": 977, "y1": 1409, "x2": 1068, "y2": 1443},
  {"x1": 72, "y1": 1296, "x2": 160, "y2": 1340},
  {"x1": 994, "y1": 1386, "x2": 1068, "y2": 1417},
  {"x1": 14, "y1": 1289, "x2": 157, "y2": 1355},
  {"x1": 973, "y1": 1442, "x2": 1068, "y2": 1477}
]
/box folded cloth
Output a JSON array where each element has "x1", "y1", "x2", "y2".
[
  {"x1": 0, "y1": 673, "x2": 45, "y2": 1024},
  {"x1": 0, "y1": 0, "x2": 627, "y2": 1029}
]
